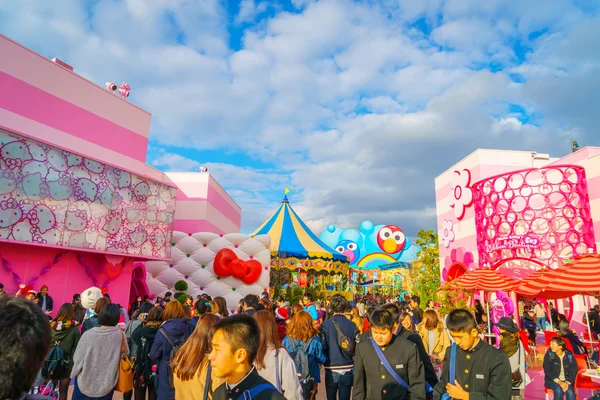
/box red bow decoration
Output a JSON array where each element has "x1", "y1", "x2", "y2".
[{"x1": 213, "y1": 248, "x2": 262, "y2": 284}]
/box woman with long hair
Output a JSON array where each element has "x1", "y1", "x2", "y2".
[
  {"x1": 282, "y1": 311, "x2": 326, "y2": 400},
  {"x1": 130, "y1": 296, "x2": 144, "y2": 318},
  {"x1": 213, "y1": 296, "x2": 228, "y2": 318},
  {"x1": 349, "y1": 306, "x2": 363, "y2": 333},
  {"x1": 72, "y1": 294, "x2": 85, "y2": 324},
  {"x1": 172, "y1": 314, "x2": 223, "y2": 399},
  {"x1": 71, "y1": 304, "x2": 127, "y2": 400},
  {"x1": 558, "y1": 320, "x2": 587, "y2": 355},
  {"x1": 290, "y1": 303, "x2": 303, "y2": 319},
  {"x1": 400, "y1": 311, "x2": 415, "y2": 332},
  {"x1": 254, "y1": 310, "x2": 303, "y2": 400},
  {"x1": 46, "y1": 303, "x2": 81, "y2": 400},
  {"x1": 417, "y1": 309, "x2": 451, "y2": 379},
  {"x1": 150, "y1": 301, "x2": 194, "y2": 400},
  {"x1": 132, "y1": 306, "x2": 163, "y2": 400}
]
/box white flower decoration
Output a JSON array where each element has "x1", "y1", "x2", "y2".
[
  {"x1": 449, "y1": 169, "x2": 473, "y2": 220},
  {"x1": 442, "y1": 220, "x2": 455, "y2": 248}
]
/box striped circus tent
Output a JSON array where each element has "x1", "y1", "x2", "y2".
[
  {"x1": 450, "y1": 267, "x2": 519, "y2": 292},
  {"x1": 516, "y1": 253, "x2": 600, "y2": 298},
  {"x1": 252, "y1": 195, "x2": 349, "y2": 274}
]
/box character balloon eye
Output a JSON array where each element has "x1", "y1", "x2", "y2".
[
  {"x1": 394, "y1": 232, "x2": 405, "y2": 244},
  {"x1": 348, "y1": 243, "x2": 357, "y2": 250},
  {"x1": 336, "y1": 246, "x2": 344, "y2": 253},
  {"x1": 379, "y1": 228, "x2": 392, "y2": 240}
]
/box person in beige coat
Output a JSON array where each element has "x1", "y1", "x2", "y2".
[{"x1": 417, "y1": 309, "x2": 451, "y2": 379}]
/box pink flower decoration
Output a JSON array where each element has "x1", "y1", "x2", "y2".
[
  {"x1": 449, "y1": 169, "x2": 473, "y2": 220},
  {"x1": 442, "y1": 247, "x2": 476, "y2": 280},
  {"x1": 441, "y1": 220, "x2": 455, "y2": 248}
]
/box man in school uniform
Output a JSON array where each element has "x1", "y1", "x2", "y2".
[
  {"x1": 358, "y1": 303, "x2": 439, "y2": 391},
  {"x1": 353, "y1": 309, "x2": 426, "y2": 400},
  {"x1": 434, "y1": 309, "x2": 512, "y2": 400}
]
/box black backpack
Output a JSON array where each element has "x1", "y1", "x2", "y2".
[
  {"x1": 332, "y1": 319, "x2": 355, "y2": 358},
  {"x1": 41, "y1": 340, "x2": 69, "y2": 380},
  {"x1": 133, "y1": 336, "x2": 154, "y2": 388},
  {"x1": 160, "y1": 322, "x2": 190, "y2": 388},
  {"x1": 289, "y1": 338, "x2": 314, "y2": 400}
]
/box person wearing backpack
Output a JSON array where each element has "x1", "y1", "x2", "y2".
[
  {"x1": 320, "y1": 294, "x2": 359, "y2": 400},
  {"x1": 172, "y1": 314, "x2": 224, "y2": 399},
  {"x1": 283, "y1": 311, "x2": 326, "y2": 400},
  {"x1": 254, "y1": 311, "x2": 303, "y2": 400},
  {"x1": 132, "y1": 306, "x2": 163, "y2": 400},
  {"x1": 44, "y1": 303, "x2": 81, "y2": 400},
  {"x1": 150, "y1": 301, "x2": 194, "y2": 400}
]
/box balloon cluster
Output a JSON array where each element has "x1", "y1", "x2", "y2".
[{"x1": 213, "y1": 248, "x2": 261, "y2": 284}]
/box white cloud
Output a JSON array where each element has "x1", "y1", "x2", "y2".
[{"x1": 1, "y1": 0, "x2": 599, "y2": 235}]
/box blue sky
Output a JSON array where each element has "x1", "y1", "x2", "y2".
[{"x1": 1, "y1": 0, "x2": 599, "y2": 236}]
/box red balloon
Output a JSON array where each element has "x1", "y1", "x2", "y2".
[
  {"x1": 214, "y1": 248, "x2": 236, "y2": 277},
  {"x1": 230, "y1": 259, "x2": 248, "y2": 279},
  {"x1": 104, "y1": 262, "x2": 123, "y2": 280},
  {"x1": 241, "y1": 260, "x2": 262, "y2": 284}
]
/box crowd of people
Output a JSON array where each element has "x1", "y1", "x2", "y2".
[{"x1": 1, "y1": 283, "x2": 538, "y2": 400}]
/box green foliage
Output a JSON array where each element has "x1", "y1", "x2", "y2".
[
  {"x1": 273, "y1": 284, "x2": 282, "y2": 300},
  {"x1": 285, "y1": 286, "x2": 293, "y2": 302},
  {"x1": 438, "y1": 281, "x2": 472, "y2": 315},
  {"x1": 340, "y1": 274, "x2": 349, "y2": 291},
  {"x1": 406, "y1": 229, "x2": 441, "y2": 307},
  {"x1": 174, "y1": 292, "x2": 188, "y2": 304},
  {"x1": 355, "y1": 272, "x2": 367, "y2": 294},
  {"x1": 174, "y1": 280, "x2": 188, "y2": 291}
]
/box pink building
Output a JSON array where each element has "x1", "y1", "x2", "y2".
[
  {"x1": 0, "y1": 34, "x2": 240, "y2": 311},
  {"x1": 435, "y1": 146, "x2": 600, "y2": 321}
]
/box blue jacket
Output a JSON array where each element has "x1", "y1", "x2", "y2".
[
  {"x1": 320, "y1": 314, "x2": 359, "y2": 371},
  {"x1": 282, "y1": 336, "x2": 326, "y2": 383},
  {"x1": 304, "y1": 303, "x2": 319, "y2": 321},
  {"x1": 150, "y1": 318, "x2": 194, "y2": 400}
]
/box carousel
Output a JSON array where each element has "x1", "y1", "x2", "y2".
[{"x1": 252, "y1": 195, "x2": 349, "y2": 291}]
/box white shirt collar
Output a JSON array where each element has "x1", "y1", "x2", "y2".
[{"x1": 227, "y1": 366, "x2": 255, "y2": 391}]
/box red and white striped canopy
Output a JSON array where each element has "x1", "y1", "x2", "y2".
[
  {"x1": 515, "y1": 253, "x2": 600, "y2": 298},
  {"x1": 449, "y1": 267, "x2": 519, "y2": 292}
]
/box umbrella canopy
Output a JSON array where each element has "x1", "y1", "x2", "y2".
[
  {"x1": 449, "y1": 267, "x2": 519, "y2": 292},
  {"x1": 516, "y1": 253, "x2": 600, "y2": 298},
  {"x1": 252, "y1": 196, "x2": 348, "y2": 274}
]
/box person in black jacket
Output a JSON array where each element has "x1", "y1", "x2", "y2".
[
  {"x1": 132, "y1": 306, "x2": 163, "y2": 400},
  {"x1": 543, "y1": 337, "x2": 577, "y2": 400},
  {"x1": 209, "y1": 314, "x2": 285, "y2": 400},
  {"x1": 36, "y1": 284, "x2": 53, "y2": 316},
  {"x1": 410, "y1": 296, "x2": 424, "y2": 325},
  {"x1": 558, "y1": 320, "x2": 587, "y2": 355},
  {"x1": 353, "y1": 309, "x2": 425, "y2": 400},
  {"x1": 434, "y1": 309, "x2": 511, "y2": 400},
  {"x1": 320, "y1": 294, "x2": 360, "y2": 400},
  {"x1": 358, "y1": 303, "x2": 438, "y2": 391},
  {"x1": 0, "y1": 295, "x2": 52, "y2": 400}
]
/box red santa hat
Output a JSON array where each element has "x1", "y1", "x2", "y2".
[
  {"x1": 275, "y1": 307, "x2": 289, "y2": 321},
  {"x1": 20, "y1": 285, "x2": 36, "y2": 296},
  {"x1": 40, "y1": 284, "x2": 48, "y2": 291}
]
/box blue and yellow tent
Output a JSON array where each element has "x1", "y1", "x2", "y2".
[{"x1": 252, "y1": 196, "x2": 348, "y2": 274}]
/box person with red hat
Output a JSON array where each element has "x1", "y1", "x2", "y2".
[
  {"x1": 36, "y1": 284, "x2": 53, "y2": 316},
  {"x1": 275, "y1": 307, "x2": 289, "y2": 340}
]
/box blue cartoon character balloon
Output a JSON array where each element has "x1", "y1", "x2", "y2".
[
  {"x1": 335, "y1": 240, "x2": 360, "y2": 265},
  {"x1": 320, "y1": 220, "x2": 413, "y2": 270}
]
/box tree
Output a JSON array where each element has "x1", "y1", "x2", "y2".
[{"x1": 406, "y1": 229, "x2": 441, "y2": 307}]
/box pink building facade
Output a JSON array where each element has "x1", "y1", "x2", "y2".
[
  {"x1": 0, "y1": 34, "x2": 241, "y2": 311},
  {"x1": 435, "y1": 147, "x2": 600, "y2": 323}
]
